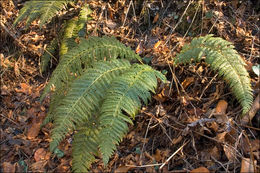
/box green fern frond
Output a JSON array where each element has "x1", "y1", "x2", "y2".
[
  {"x1": 99, "y1": 64, "x2": 166, "y2": 164},
  {"x1": 13, "y1": 0, "x2": 72, "y2": 28},
  {"x1": 49, "y1": 59, "x2": 131, "y2": 152},
  {"x1": 72, "y1": 116, "x2": 99, "y2": 173},
  {"x1": 41, "y1": 36, "x2": 141, "y2": 100},
  {"x1": 175, "y1": 35, "x2": 253, "y2": 115}
]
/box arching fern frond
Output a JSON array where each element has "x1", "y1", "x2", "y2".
[
  {"x1": 13, "y1": 0, "x2": 72, "y2": 28},
  {"x1": 41, "y1": 36, "x2": 141, "y2": 100},
  {"x1": 99, "y1": 64, "x2": 166, "y2": 164},
  {"x1": 49, "y1": 59, "x2": 131, "y2": 152},
  {"x1": 175, "y1": 35, "x2": 253, "y2": 115}
]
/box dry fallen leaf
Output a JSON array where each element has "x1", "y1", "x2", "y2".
[
  {"x1": 211, "y1": 146, "x2": 221, "y2": 160},
  {"x1": 14, "y1": 61, "x2": 20, "y2": 77},
  {"x1": 30, "y1": 160, "x2": 47, "y2": 172},
  {"x1": 214, "y1": 100, "x2": 229, "y2": 123},
  {"x1": 114, "y1": 165, "x2": 134, "y2": 173},
  {"x1": 27, "y1": 114, "x2": 44, "y2": 139},
  {"x1": 215, "y1": 100, "x2": 228, "y2": 114},
  {"x1": 154, "y1": 149, "x2": 162, "y2": 162},
  {"x1": 153, "y1": 40, "x2": 162, "y2": 49},
  {"x1": 242, "y1": 138, "x2": 260, "y2": 153},
  {"x1": 27, "y1": 122, "x2": 41, "y2": 139},
  {"x1": 190, "y1": 166, "x2": 210, "y2": 173},
  {"x1": 241, "y1": 94, "x2": 260, "y2": 125},
  {"x1": 240, "y1": 158, "x2": 256, "y2": 173},
  {"x1": 223, "y1": 145, "x2": 236, "y2": 162},
  {"x1": 135, "y1": 42, "x2": 143, "y2": 54},
  {"x1": 1, "y1": 162, "x2": 15, "y2": 173},
  {"x1": 181, "y1": 77, "x2": 194, "y2": 89},
  {"x1": 216, "y1": 132, "x2": 227, "y2": 142},
  {"x1": 34, "y1": 148, "x2": 47, "y2": 162},
  {"x1": 153, "y1": 13, "x2": 159, "y2": 23},
  {"x1": 15, "y1": 83, "x2": 32, "y2": 95}
]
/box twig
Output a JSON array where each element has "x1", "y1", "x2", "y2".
[
  {"x1": 241, "y1": 93, "x2": 260, "y2": 125},
  {"x1": 211, "y1": 156, "x2": 229, "y2": 172},
  {"x1": 183, "y1": 1, "x2": 200, "y2": 38},
  {"x1": 167, "y1": 59, "x2": 180, "y2": 95},
  {"x1": 122, "y1": 0, "x2": 132, "y2": 27},
  {"x1": 0, "y1": 113, "x2": 19, "y2": 126},
  {"x1": 200, "y1": 0, "x2": 205, "y2": 35},
  {"x1": 249, "y1": 36, "x2": 255, "y2": 61},
  {"x1": 165, "y1": 0, "x2": 193, "y2": 44},
  {"x1": 139, "y1": 117, "x2": 152, "y2": 163},
  {"x1": 0, "y1": 21, "x2": 26, "y2": 50},
  {"x1": 159, "y1": 140, "x2": 189, "y2": 170},
  {"x1": 199, "y1": 74, "x2": 218, "y2": 99},
  {"x1": 208, "y1": 15, "x2": 219, "y2": 34},
  {"x1": 126, "y1": 163, "x2": 163, "y2": 168},
  {"x1": 242, "y1": 131, "x2": 257, "y2": 173}
]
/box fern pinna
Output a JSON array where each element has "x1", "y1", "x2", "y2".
[
  {"x1": 175, "y1": 35, "x2": 253, "y2": 115},
  {"x1": 41, "y1": 36, "x2": 166, "y2": 172}
]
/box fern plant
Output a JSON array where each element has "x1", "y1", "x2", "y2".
[
  {"x1": 41, "y1": 35, "x2": 252, "y2": 172},
  {"x1": 40, "y1": 36, "x2": 165, "y2": 172},
  {"x1": 175, "y1": 35, "x2": 253, "y2": 115}
]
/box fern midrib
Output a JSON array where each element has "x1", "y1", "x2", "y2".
[{"x1": 56, "y1": 65, "x2": 129, "y2": 129}]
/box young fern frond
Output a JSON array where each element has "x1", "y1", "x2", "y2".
[
  {"x1": 99, "y1": 64, "x2": 166, "y2": 164},
  {"x1": 40, "y1": 36, "x2": 141, "y2": 100},
  {"x1": 175, "y1": 35, "x2": 253, "y2": 115},
  {"x1": 13, "y1": 0, "x2": 72, "y2": 28},
  {"x1": 49, "y1": 60, "x2": 131, "y2": 152}
]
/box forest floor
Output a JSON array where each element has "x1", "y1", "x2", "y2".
[{"x1": 1, "y1": 0, "x2": 260, "y2": 172}]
